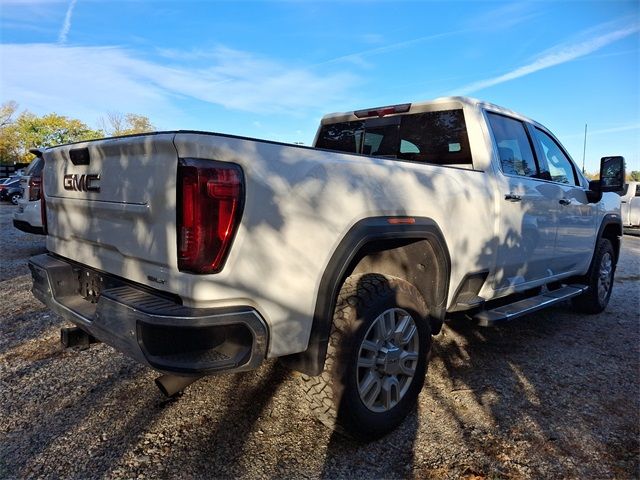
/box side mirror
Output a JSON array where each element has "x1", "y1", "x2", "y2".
[{"x1": 599, "y1": 156, "x2": 625, "y2": 192}]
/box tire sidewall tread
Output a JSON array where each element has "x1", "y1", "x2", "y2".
[{"x1": 300, "y1": 273, "x2": 431, "y2": 440}]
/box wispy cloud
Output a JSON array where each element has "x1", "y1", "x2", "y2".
[
  {"x1": 453, "y1": 21, "x2": 640, "y2": 95},
  {"x1": 466, "y1": 2, "x2": 543, "y2": 30},
  {"x1": 562, "y1": 123, "x2": 640, "y2": 139},
  {"x1": 0, "y1": 43, "x2": 360, "y2": 126},
  {"x1": 58, "y1": 0, "x2": 77, "y2": 44},
  {"x1": 316, "y1": 3, "x2": 541, "y2": 69},
  {"x1": 313, "y1": 29, "x2": 472, "y2": 69}
]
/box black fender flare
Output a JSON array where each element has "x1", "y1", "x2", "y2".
[
  {"x1": 594, "y1": 213, "x2": 623, "y2": 264},
  {"x1": 281, "y1": 216, "x2": 451, "y2": 376}
]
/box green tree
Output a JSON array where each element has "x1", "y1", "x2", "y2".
[
  {"x1": 628, "y1": 170, "x2": 640, "y2": 182},
  {"x1": 0, "y1": 101, "x2": 104, "y2": 163},
  {"x1": 16, "y1": 112, "x2": 103, "y2": 155}
]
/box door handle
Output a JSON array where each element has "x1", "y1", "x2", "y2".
[
  {"x1": 505, "y1": 193, "x2": 522, "y2": 202},
  {"x1": 559, "y1": 198, "x2": 571, "y2": 206}
]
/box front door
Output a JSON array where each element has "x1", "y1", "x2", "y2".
[{"x1": 530, "y1": 127, "x2": 597, "y2": 274}]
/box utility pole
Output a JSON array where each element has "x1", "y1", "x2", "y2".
[{"x1": 582, "y1": 123, "x2": 588, "y2": 173}]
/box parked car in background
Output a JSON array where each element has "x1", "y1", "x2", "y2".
[
  {"x1": 619, "y1": 181, "x2": 640, "y2": 228},
  {"x1": 13, "y1": 151, "x2": 45, "y2": 235},
  {"x1": 0, "y1": 178, "x2": 23, "y2": 205}
]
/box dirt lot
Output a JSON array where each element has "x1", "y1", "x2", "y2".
[{"x1": 1, "y1": 202, "x2": 638, "y2": 479}]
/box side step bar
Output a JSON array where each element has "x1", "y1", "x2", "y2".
[{"x1": 473, "y1": 285, "x2": 588, "y2": 327}]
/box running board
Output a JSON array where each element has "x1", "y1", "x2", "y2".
[{"x1": 473, "y1": 285, "x2": 588, "y2": 327}]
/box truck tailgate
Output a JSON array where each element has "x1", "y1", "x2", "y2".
[{"x1": 44, "y1": 133, "x2": 179, "y2": 278}]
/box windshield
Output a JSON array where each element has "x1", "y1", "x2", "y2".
[{"x1": 316, "y1": 109, "x2": 472, "y2": 166}]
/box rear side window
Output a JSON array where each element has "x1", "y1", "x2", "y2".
[
  {"x1": 487, "y1": 113, "x2": 538, "y2": 178},
  {"x1": 316, "y1": 109, "x2": 473, "y2": 166}
]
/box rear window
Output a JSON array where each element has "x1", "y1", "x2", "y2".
[{"x1": 316, "y1": 109, "x2": 472, "y2": 166}]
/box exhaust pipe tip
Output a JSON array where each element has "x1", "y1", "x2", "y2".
[{"x1": 155, "y1": 374, "x2": 201, "y2": 397}]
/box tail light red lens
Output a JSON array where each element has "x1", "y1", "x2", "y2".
[
  {"x1": 40, "y1": 174, "x2": 47, "y2": 234},
  {"x1": 177, "y1": 158, "x2": 244, "y2": 274},
  {"x1": 29, "y1": 176, "x2": 42, "y2": 201}
]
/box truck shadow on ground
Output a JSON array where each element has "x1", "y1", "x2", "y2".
[{"x1": 2, "y1": 298, "x2": 637, "y2": 479}]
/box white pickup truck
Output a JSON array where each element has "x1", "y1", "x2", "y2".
[
  {"x1": 29, "y1": 97, "x2": 625, "y2": 439},
  {"x1": 619, "y1": 181, "x2": 640, "y2": 228}
]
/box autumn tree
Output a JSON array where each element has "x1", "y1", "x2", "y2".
[
  {"x1": 0, "y1": 101, "x2": 103, "y2": 163},
  {"x1": 0, "y1": 101, "x2": 18, "y2": 127},
  {"x1": 16, "y1": 112, "x2": 103, "y2": 153},
  {"x1": 99, "y1": 112, "x2": 155, "y2": 137},
  {"x1": 0, "y1": 101, "x2": 21, "y2": 161}
]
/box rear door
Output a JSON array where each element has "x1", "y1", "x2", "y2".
[{"x1": 486, "y1": 112, "x2": 557, "y2": 291}]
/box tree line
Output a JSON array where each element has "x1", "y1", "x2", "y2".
[
  {"x1": 2, "y1": 101, "x2": 638, "y2": 181},
  {"x1": 584, "y1": 169, "x2": 640, "y2": 182},
  {"x1": 0, "y1": 101, "x2": 155, "y2": 164}
]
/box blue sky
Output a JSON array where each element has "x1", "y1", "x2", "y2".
[{"x1": 1, "y1": 0, "x2": 638, "y2": 173}]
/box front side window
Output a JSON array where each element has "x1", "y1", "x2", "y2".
[
  {"x1": 534, "y1": 128, "x2": 577, "y2": 186},
  {"x1": 315, "y1": 109, "x2": 472, "y2": 166},
  {"x1": 487, "y1": 113, "x2": 538, "y2": 178}
]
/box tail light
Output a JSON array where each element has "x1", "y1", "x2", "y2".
[
  {"x1": 29, "y1": 176, "x2": 42, "y2": 201},
  {"x1": 40, "y1": 174, "x2": 48, "y2": 234},
  {"x1": 177, "y1": 158, "x2": 244, "y2": 274}
]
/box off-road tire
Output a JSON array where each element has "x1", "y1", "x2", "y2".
[
  {"x1": 571, "y1": 238, "x2": 616, "y2": 314},
  {"x1": 299, "y1": 273, "x2": 431, "y2": 440}
]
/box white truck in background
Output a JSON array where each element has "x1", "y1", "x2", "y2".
[
  {"x1": 29, "y1": 97, "x2": 625, "y2": 439},
  {"x1": 619, "y1": 181, "x2": 640, "y2": 229},
  {"x1": 13, "y1": 149, "x2": 46, "y2": 235}
]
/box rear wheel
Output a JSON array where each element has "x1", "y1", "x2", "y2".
[
  {"x1": 571, "y1": 238, "x2": 616, "y2": 314},
  {"x1": 299, "y1": 273, "x2": 431, "y2": 440},
  {"x1": 10, "y1": 193, "x2": 20, "y2": 205}
]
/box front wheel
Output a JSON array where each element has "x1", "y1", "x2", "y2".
[
  {"x1": 299, "y1": 273, "x2": 431, "y2": 440},
  {"x1": 571, "y1": 238, "x2": 616, "y2": 314},
  {"x1": 10, "y1": 193, "x2": 21, "y2": 205}
]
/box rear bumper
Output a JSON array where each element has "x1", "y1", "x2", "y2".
[
  {"x1": 13, "y1": 219, "x2": 45, "y2": 235},
  {"x1": 29, "y1": 253, "x2": 268, "y2": 376},
  {"x1": 14, "y1": 199, "x2": 44, "y2": 234}
]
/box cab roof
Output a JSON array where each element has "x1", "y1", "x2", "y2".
[{"x1": 320, "y1": 96, "x2": 538, "y2": 127}]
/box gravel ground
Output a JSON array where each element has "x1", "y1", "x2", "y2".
[{"x1": 1, "y1": 201, "x2": 639, "y2": 479}]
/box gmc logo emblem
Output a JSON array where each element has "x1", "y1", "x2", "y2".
[{"x1": 63, "y1": 174, "x2": 101, "y2": 192}]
